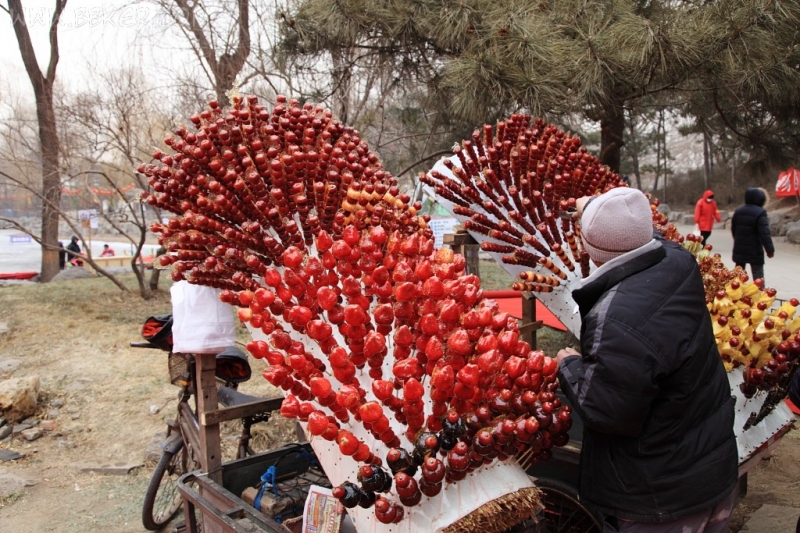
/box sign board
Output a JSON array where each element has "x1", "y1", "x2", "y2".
[
  {"x1": 77, "y1": 209, "x2": 99, "y2": 229},
  {"x1": 776, "y1": 167, "x2": 800, "y2": 198},
  {"x1": 427, "y1": 217, "x2": 459, "y2": 248},
  {"x1": 9, "y1": 234, "x2": 32, "y2": 244}
]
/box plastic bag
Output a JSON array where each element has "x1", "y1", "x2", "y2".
[
  {"x1": 141, "y1": 314, "x2": 173, "y2": 351},
  {"x1": 170, "y1": 280, "x2": 236, "y2": 354}
]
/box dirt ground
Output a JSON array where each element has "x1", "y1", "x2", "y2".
[
  {"x1": 0, "y1": 271, "x2": 798, "y2": 532},
  {"x1": 0, "y1": 274, "x2": 297, "y2": 532}
]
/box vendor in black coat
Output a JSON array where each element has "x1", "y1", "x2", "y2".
[
  {"x1": 731, "y1": 187, "x2": 774, "y2": 283},
  {"x1": 556, "y1": 188, "x2": 738, "y2": 532}
]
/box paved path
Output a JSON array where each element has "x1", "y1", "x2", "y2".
[
  {"x1": 0, "y1": 229, "x2": 160, "y2": 274},
  {"x1": 738, "y1": 504, "x2": 799, "y2": 532},
  {"x1": 676, "y1": 224, "x2": 800, "y2": 301}
]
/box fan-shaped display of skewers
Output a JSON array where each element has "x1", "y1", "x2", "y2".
[
  {"x1": 420, "y1": 115, "x2": 624, "y2": 288},
  {"x1": 661, "y1": 235, "x2": 800, "y2": 405},
  {"x1": 138, "y1": 96, "x2": 564, "y2": 529},
  {"x1": 420, "y1": 116, "x2": 624, "y2": 333},
  {"x1": 424, "y1": 119, "x2": 799, "y2": 435}
]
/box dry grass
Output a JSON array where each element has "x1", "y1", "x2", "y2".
[{"x1": 0, "y1": 274, "x2": 296, "y2": 532}]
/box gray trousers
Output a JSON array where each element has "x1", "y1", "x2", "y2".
[
  {"x1": 735, "y1": 262, "x2": 764, "y2": 283},
  {"x1": 602, "y1": 491, "x2": 734, "y2": 533}
]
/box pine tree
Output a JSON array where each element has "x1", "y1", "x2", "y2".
[{"x1": 279, "y1": 0, "x2": 800, "y2": 172}]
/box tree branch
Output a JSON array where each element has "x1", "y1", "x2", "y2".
[
  {"x1": 46, "y1": 0, "x2": 67, "y2": 81},
  {"x1": 395, "y1": 150, "x2": 453, "y2": 178},
  {"x1": 173, "y1": 0, "x2": 219, "y2": 73},
  {"x1": 7, "y1": 0, "x2": 45, "y2": 87}
]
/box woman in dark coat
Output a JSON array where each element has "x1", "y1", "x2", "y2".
[
  {"x1": 731, "y1": 187, "x2": 774, "y2": 282},
  {"x1": 66, "y1": 236, "x2": 83, "y2": 267}
]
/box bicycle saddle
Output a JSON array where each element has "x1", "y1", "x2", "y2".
[{"x1": 215, "y1": 345, "x2": 252, "y2": 384}]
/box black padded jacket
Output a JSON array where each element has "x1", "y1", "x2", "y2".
[
  {"x1": 731, "y1": 188, "x2": 774, "y2": 265},
  {"x1": 558, "y1": 239, "x2": 738, "y2": 522}
]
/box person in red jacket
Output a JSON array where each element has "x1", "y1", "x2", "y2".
[{"x1": 694, "y1": 190, "x2": 721, "y2": 246}]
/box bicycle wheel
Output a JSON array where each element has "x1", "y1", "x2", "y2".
[
  {"x1": 536, "y1": 478, "x2": 602, "y2": 533},
  {"x1": 142, "y1": 440, "x2": 187, "y2": 530}
]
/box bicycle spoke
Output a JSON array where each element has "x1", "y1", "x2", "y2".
[{"x1": 153, "y1": 452, "x2": 185, "y2": 523}]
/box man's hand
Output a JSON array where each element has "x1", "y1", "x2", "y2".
[
  {"x1": 767, "y1": 252, "x2": 774, "y2": 259},
  {"x1": 556, "y1": 347, "x2": 580, "y2": 364},
  {"x1": 574, "y1": 196, "x2": 594, "y2": 219}
]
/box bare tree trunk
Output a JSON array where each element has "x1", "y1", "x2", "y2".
[
  {"x1": 660, "y1": 110, "x2": 667, "y2": 203},
  {"x1": 172, "y1": 0, "x2": 251, "y2": 108},
  {"x1": 331, "y1": 49, "x2": 352, "y2": 124},
  {"x1": 149, "y1": 246, "x2": 167, "y2": 291},
  {"x1": 652, "y1": 114, "x2": 662, "y2": 195},
  {"x1": 38, "y1": 86, "x2": 61, "y2": 282},
  {"x1": 132, "y1": 201, "x2": 153, "y2": 299},
  {"x1": 626, "y1": 109, "x2": 643, "y2": 190},
  {"x1": 7, "y1": 0, "x2": 67, "y2": 282},
  {"x1": 599, "y1": 98, "x2": 625, "y2": 173},
  {"x1": 702, "y1": 124, "x2": 711, "y2": 190}
]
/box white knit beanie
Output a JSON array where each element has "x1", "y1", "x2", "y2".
[{"x1": 581, "y1": 188, "x2": 653, "y2": 264}]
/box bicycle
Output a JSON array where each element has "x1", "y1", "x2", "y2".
[{"x1": 132, "y1": 315, "x2": 283, "y2": 531}]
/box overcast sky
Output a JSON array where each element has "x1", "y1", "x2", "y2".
[{"x1": 1, "y1": 1, "x2": 182, "y2": 99}]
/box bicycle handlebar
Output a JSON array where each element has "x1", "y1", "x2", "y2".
[{"x1": 130, "y1": 341, "x2": 163, "y2": 349}]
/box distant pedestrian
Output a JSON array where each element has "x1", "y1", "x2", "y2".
[
  {"x1": 100, "y1": 244, "x2": 115, "y2": 257},
  {"x1": 66, "y1": 236, "x2": 83, "y2": 267},
  {"x1": 694, "y1": 190, "x2": 721, "y2": 246},
  {"x1": 57, "y1": 241, "x2": 66, "y2": 270},
  {"x1": 731, "y1": 187, "x2": 774, "y2": 283}
]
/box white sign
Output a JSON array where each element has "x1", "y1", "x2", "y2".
[
  {"x1": 427, "y1": 217, "x2": 459, "y2": 248},
  {"x1": 77, "y1": 209, "x2": 99, "y2": 229}
]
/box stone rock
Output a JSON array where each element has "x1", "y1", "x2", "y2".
[
  {"x1": 50, "y1": 398, "x2": 64, "y2": 408},
  {"x1": 769, "y1": 213, "x2": 792, "y2": 237},
  {"x1": 143, "y1": 432, "x2": 165, "y2": 463},
  {"x1": 0, "y1": 470, "x2": 38, "y2": 498},
  {"x1": 0, "y1": 323, "x2": 8, "y2": 334},
  {"x1": 0, "y1": 425, "x2": 11, "y2": 440},
  {"x1": 76, "y1": 462, "x2": 142, "y2": 475},
  {"x1": 56, "y1": 438, "x2": 75, "y2": 450},
  {"x1": 47, "y1": 409, "x2": 60, "y2": 419},
  {"x1": 0, "y1": 449, "x2": 23, "y2": 462},
  {"x1": 0, "y1": 376, "x2": 39, "y2": 422},
  {"x1": 66, "y1": 381, "x2": 86, "y2": 392},
  {"x1": 786, "y1": 221, "x2": 800, "y2": 245},
  {"x1": 70, "y1": 413, "x2": 81, "y2": 420},
  {"x1": 22, "y1": 417, "x2": 39, "y2": 426},
  {"x1": 20, "y1": 427, "x2": 43, "y2": 441},
  {"x1": 51, "y1": 268, "x2": 94, "y2": 282},
  {"x1": 40, "y1": 420, "x2": 57, "y2": 431},
  {"x1": 0, "y1": 358, "x2": 20, "y2": 373},
  {"x1": 12, "y1": 423, "x2": 32, "y2": 434},
  {"x1": 0, "y1": 376, "x2": 40, "y2": 423}
]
